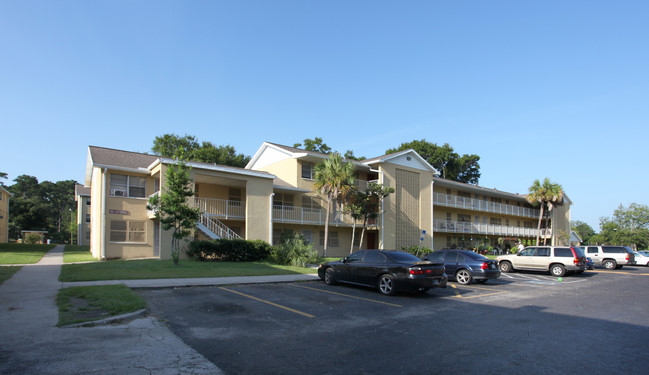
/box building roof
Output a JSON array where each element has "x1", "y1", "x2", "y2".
[
  {"x1": 75, "y1": 183, "x2": 91, "y2": 197},
  {"x1": 0, "y1": 185, "x2": 13, "y2": 198}
]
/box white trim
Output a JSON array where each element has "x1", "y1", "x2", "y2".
[{"x1": 158, "y1": 158, "x2": 276, "y2": 180}]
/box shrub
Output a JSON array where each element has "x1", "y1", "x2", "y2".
[
  {"x1": 24, "y1": 234, "x2": 43, "y2": 244},
  {"x1": 401, "y1": 245, "x2": 431, "y2": 257},
  {"x1": 187, "y1": 239, "x2": 271, "y2": 262},
  {"x1": 269, "y1": 233, "x2": 318, "y2": 268}
]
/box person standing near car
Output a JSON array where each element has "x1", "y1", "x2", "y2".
[{"x1": 517, "y1": 242, "x2": 525, "y2": 252}]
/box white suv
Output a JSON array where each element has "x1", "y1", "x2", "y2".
[
  {"x1": 497, "y1": 246, "x2": 587, "y2": 277},
  {"x1": 579, "y1": 245, "x2": 635, "y2": 269}
]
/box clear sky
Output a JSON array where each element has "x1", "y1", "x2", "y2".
[{"x1": 1, "y1": 1, "x2": 647, "y2": 231}]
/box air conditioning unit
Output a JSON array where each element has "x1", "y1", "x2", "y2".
[{"x1": 111, "y1": 189, "x2": 127, "y2": 197}]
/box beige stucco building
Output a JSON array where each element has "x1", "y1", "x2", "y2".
[
  {"x1": 0, "y1": 186, "x2": 12, "y2": 243},
  {"x1": 74, "y1": 184, "x2": 92, "y2": 246},
  {"x1": 83, "y1": 142, "x2": 571, "y2": 260}
]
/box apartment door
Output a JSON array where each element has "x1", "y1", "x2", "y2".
[{"x1": 367, "y1": 233, "x2": 377, "y2": 249}]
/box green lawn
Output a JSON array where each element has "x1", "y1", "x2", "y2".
[
  {"x1": 0, "y1": 243, "x2": 56, "y2": 264},
  {"x1": 56, "y1": 285, "x2": 146, "y2": 327},
  {"x1": 0, "y1": 266, "x2": 22, "y2": 285},
  {"x1": 60, "y1": 259, "x2": 319, "y2": 282},
  {"x1": 64, "y1": 245, "x2": 97, "y2": 263}
]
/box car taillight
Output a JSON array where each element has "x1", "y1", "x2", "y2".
[
  {"x1": 626, "y1": 254, "x2": 630, "y2": 261},
  {"x1": 481, "y1": 262, "x2": 488, "y2": 270},
  {"x1": 574, "y1": 258, "x2": 580, "y2": 265},
  {"x1": 410, "y1": 268, "x2": 433, "y2": 275}
]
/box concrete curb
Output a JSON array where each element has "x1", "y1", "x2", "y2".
[{"x1": 62, "y1": 308, "x2": 148, "y2": 328}]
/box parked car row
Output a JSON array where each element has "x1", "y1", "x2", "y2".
[{"x1": 318, "y1": 245, "x2": 640, "y2": 296}]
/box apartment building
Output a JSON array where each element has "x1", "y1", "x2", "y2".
[
  {"x1": 0, "y1": 186, "x2": 12, "y2": 243},
  {"x1": 83, "y1": 142, "x2": 571, "y2": 260},
  {"x1": 74, "y1": 184, "x2": 92, "y2": 246}
]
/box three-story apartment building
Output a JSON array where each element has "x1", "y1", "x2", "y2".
[{"x1": 83, "y1": 142, "x2": 570, "y2": 260}]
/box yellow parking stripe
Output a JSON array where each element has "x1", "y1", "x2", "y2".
[
  {"x1": 450, "y1": 283, "x2": 510, "y2": 299},
  {"x1": 295, "y1": 285, "x2": 403, "y2": 307},
  {"x1": 219, "y1": 287, "x2": 315, "y2": 318}
]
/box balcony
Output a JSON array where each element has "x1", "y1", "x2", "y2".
[
  {"x1": 273, "y1": 205, "x2": 369, "y2": 227},
  {"x1": 195, "y1": 197, "x2": 245, "y2": 219},
  {"x1": 433, "y1": 219, "x2": 550, "y2": 238},
  {"x1": 433, "y1": 193, "x2": 540, "y2": 218},
  {"x1": 354, "y1": 179, "x2": 380, "y2": 192}
]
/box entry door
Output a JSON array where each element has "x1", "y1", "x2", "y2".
[{"x1": 367, "y1": 233, "x2": 377, "y2": 249}]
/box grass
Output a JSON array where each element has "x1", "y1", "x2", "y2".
[
  {"x1": 60, "y1": 259, "x2": 320, "y2": 282},
  {"x1": 56, "y1": 284, "x2": 146, "y2": 327},
  {"x1": 64, "y1": 245, "x2": 97, "y2": 263},
  {"x1": 0, "y1": 266, "x2": 22, "y2": 285},
  {"x1": 0, "y1": 243, "x2": 56, "y2": 264}
]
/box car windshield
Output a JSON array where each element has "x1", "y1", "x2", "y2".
[{"x1": 386, "y1": 251, "x2": 421, "y2": 263}]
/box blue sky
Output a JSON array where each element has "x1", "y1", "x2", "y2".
[{"x1": 1, "y1": 1, "x2": 647, "y2": 231}]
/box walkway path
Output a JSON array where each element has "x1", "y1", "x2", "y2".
[{"x1": 0, "y1": 246, "x2": 223, "y2": 374}]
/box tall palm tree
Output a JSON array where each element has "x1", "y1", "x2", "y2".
[
  {"x1": 527, "y1": 178, "x2": 564, "y2": 246},
  {"x1": 313, "y1": 153, "x2": 355, "y2": 257}
]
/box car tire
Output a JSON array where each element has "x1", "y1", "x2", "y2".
[
  {"x1": 456, "y1": 269, "x2": 473, "y2": 285},
  {"x1": 500, "y1": 261, "x2": 513, "y2": 273},
  {"x1": 550, "y1": 264, "x2": 566, "y2": 277},
  {"x1": 603, "y1": 259, "x2": 617, "y2": 270},
  {"x1": 378, "y1": 274, "x2": 397, "y2": 296},
  {"x1": 324, "y1": 268, "x2": 336, "y2": 285}
]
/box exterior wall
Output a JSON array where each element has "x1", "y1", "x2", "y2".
[
  {"x1": 552, "y1": 204, "x2": 571, "y2": 246},
  {"x1": 272, "y1": 223, "x2": 372, "y2": 257},
  {"x1": 76, "y1": 195, "x2": 91, "y2": 246},
  {"x1": 0, "y1": 189, "x2": 10, "y2": 243},
  {"x1": 245, "y1": 178, "x2": 273, "y2": 242},
  {"x1": 256, "y1": 158, "x2": 300, "y2": 187},
  {"x1": 90, "y1": 167, "x2": 104, "y2": 259}
]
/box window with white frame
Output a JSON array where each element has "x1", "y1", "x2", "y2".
[
  {"x1": 110, "y1": 174, "x2": 146, "y2": 198},
  {"x1": 301, "y1": 162, "x2": 315, "y2": 180},
  {"x1": 110, "y1": 220, "x2": 146, "y2": 243}
]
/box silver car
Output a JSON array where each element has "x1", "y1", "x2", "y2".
[
  {"x1": 497, "y1": 246, "x2": 587, "y2": 277},
  {"x1": 580, "y1": 245, "x2": 635, "y2": 269},
  {"x1": 632, "y1": 251, "x2": 649, "y2": 266}
]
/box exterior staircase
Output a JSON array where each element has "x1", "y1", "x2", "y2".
[{"x1": 197, "y1": 212, "x2": 241, "y2": 240}]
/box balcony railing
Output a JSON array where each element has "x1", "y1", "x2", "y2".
[
  {"x1": 272, "y1": 205, "x2": 369, "y2": 227},
  {"x1": 434, "y1": 219, "x2": 550, "y2": 238},
  {"x1": 195, "y1": 197, "x2": 245, "y2": 219},
  {"x1": 433, "y1": 193, "x2": 540, "y2": 218}
]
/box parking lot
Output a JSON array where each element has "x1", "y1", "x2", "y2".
[{"x1": 138, "y1": 267, "x2": 649, "y2": 375}]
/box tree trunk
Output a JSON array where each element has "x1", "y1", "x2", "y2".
[
  {"x1": 535, "y1": 204, "x2": 545, "y2": 246},
  {"x1": 323, "y1": 196, "x2": 331, "y2": 257},
  {"x1": 358, "y1": 215, "x2": 368, "y2": 250},
  {"x1": 350, "y1": 221, "x2": 356, "y2": 254}
]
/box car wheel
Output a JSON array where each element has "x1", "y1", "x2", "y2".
[
  {"x1": 550, "y1": 264, "x2": 566, "y2": 277},
  {"x1": 603, "y1": 260, "x2": 617, "y2": 270},
  {"x1": 378, "y1": 274, "x2": 397, "y2": 296},
  {"x1": 456, "y1": 269, "x2": 473, "y2": 285},
  {"x1": 324, "y1": 268, "x2": 336, "y2": 285},
  {"x1": 500, "y1": 261, "x2": 513, "y2": 273}
]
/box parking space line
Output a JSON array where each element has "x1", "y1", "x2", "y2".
[
  {"x1": 295, "y1": 285, "x2": 403, "y2": 307},
  {"x1": 219, "y1": 287, "x2": 316, "y2": 318},
  {"x1": 449, "y1": 284, "x2": 510, "y2": 299}
]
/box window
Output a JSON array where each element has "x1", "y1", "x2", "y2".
[
  {"x1": 301, "y1": 162, "x2": 315, "y2": 179},
  {"x1": 319, "y1": 231, "x2": 339, "y2": 247},
  {"x1": 301, "y1": 230, "x2": 313, "y2": 244},
  {"x1": 85, "y1": 198, "x2": 91, "y2": 206},
  {"x1": 85, "y1": 214, "x2": 90, "y2": 223},
  {"x1": 554, "y1": 248, "x2": 573, "y2": 257},
  {"x1": 345, "y1": 251, "x2": 365, "y2": 263},
  {"x1": 110, "y1": 174, "x2": 146, "y2": 198},
  {"x1": 302, "y1": 196, "x2": 318, "y2": 209},
  {"x1": 458, "y1": 214, "x2": 471, "y2": 222},
  {"x1": 535, "y1": 247, "x2": 550, "y2": 257},
  {"x1": 428, "y1": 251, "x2": 445, "y2": 261},
  {"x1": 229, "y1": 188, "x2": 242, "y2": 206},
  {"x1": 85, "y1": 230, "x2": 90, "y2": 241},
  {"x1": 363, "y1": 251, "x2": 387, "y2": 263},
  {"x1": 272, "y1": 228, "x2": 294, "y2": 245},
  {"x1": 110, "y1": 220, "x2": 146, "y2": 243},
  {"x1": 274, "y1": 193, "x2": 294, "y2": 207},
  {"x1": 490, "y1": 218, "x2": 502, "y2": 225}
]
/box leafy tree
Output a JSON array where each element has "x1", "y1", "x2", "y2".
[
  {"x1": 386, "y1": 140, "x2": 481, "y2": 184},
  {"x1": 343, "y1": 150, "x2": 365, "y2": 161},
  {"x1": 0, "y1": 172, "x2": 7, "y2": 185},
  {"x1": 312, "y1": 153, "x2": 355, "y2": 257},
  {"x1": 147, "y1": 160, "x2": 201, "y2": 266},
  {"x1": 294, "y1": 137, "x2": 332, "y2": 154},
  {"x1": 352, "y1": 182, "x2": 394, "y2": 251},
  {"x1": 590, "y1": 204, "x2": 649, "y2": 249},
  {"x1": 571, "y1": 220, "x2": 596, "y2": 244},
  {"x1": 152, "y1": 134, "x2": 250, "y2": 168},
  {"x1": 527, "y1": 178, "x2": 564, "y2": 246}
]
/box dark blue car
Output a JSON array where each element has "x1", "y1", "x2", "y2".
[{"x1": 424, "y1": 249, "x2": 500, "y2": 285}]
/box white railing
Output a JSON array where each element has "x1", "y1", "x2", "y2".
[
  {"x1": 433, "y1": 219, "x2": 551, "y2": 238},
  {"x1": 272, "y1": 205, "x2": 367, "y2": 226},
  {"x1": 198, "y1": 213, "x2": 241, "y2": 240},
  {"x1": 195, "y1": 197, "x2": 244, "y2": 219},
  {"x1": 433, "y1": 193, "x2": 540, "y2": 218}
]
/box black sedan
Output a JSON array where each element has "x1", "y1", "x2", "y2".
[
  {"x1": 424, "y1": 249, "x2": 500, "y2": 285},
  {"x1": 318, "y1": 250, "x2": 447, "y2": 296}
]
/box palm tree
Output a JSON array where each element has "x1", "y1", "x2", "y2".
[
  {"x1": 313, "y1": 153, "x2": 355, "y2": 257},
  {"x1": 527, "y1": 178, "x2": 564, "y2": 246}
]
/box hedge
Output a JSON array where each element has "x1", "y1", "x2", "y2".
[{"x1": 187, "y1": 239, "x2": 271, "y2": 262}]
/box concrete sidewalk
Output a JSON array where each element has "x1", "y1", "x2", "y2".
[{"x1": 0, "y1": 246, "x2": 224, "y2": 374}]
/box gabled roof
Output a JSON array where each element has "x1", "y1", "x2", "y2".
[
  {"x1": 363, "y1": 149, "x2": 440, "y2": 175},
  {"x1": 75, "y1": 183, "x2": 91, "y2": 197},
  {"x1": 0, "y1": 185, "x2": 13, "y2": 198}
]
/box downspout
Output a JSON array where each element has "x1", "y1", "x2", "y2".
[
  {"x1": 369, "y1": 168, "x2": 384, "y2": 249},
  {"x1": 269, "y1": 193, "x2": 275, "y2": 244},
  {"x1": 431, "y1": 180, "x2": 435, "y2": 249},
  {"x1": 101, "y1": 168, "x2": 107, "y2": 260}
]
